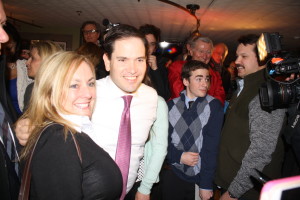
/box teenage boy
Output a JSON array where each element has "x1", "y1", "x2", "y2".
[{"x1": 162, "y1": 60, "x2": 224, "y2": 200}]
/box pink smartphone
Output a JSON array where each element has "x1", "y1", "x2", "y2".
[{"x1": 260, "y1": 175, "x2": 300, "y2": 200}]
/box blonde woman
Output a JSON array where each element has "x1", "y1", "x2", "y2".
[
  {"x1": 23, "y1": 41, "x2": 62, "y2": 110},
  {"x1": 19, "y1": 51, "x2": 122, "y2": 199}
]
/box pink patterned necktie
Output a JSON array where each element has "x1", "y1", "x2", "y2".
[{"x1": 115, "y1": 95, "x2": 133, "y2": 200}]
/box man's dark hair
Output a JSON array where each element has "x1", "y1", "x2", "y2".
[
  {"x1": 181, "y1": 60, "x2": 209, "y2": 80},
  {"x1": 81, "y1": 20, "x2": 101, "y2": 32},
  {"x1": 238, "y1": 34, "x2": 259, "y2": 46},
  {"x1": 238, "y1": 34, "x2": 260, "y2": 61},
  {"x1": 103, "y1": 24, "x2": 148, "y2": 59},
  {"x1": 139, "y1": 24, "x2": 161, "y2": 42}
]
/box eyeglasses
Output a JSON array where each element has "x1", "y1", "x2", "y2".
[{"x1": 82, "y1": 29, "x2": 98, "y2": 35}]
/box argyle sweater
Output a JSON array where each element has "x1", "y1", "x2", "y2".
[{"x1": 167, "y1": 91, "x2": 224, "y2": 189}]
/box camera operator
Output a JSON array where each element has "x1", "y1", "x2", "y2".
[
  {"x1": 215, "y1": 34, "x2": 286, "y2": 200},
  {"x1": 282, "y1": 75, "x2": 300, "y2": 177},
  {"x1": 258, "y1": 40, "x2": 300, "y2": 177}
]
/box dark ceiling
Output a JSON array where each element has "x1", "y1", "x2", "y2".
[{"x1": 3, "y1": 0, "x2": 300, "y2": 61}]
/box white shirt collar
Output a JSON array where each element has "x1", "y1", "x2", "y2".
[
  {"x1": 59, "y1": 114, "x2": 94, "y2": 136},
  {"x1": 237, "y1": 78, "x2": 244, "y2": 97}
]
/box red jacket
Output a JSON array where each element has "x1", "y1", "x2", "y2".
[{"x1": 168, "y1": 60, "x2": 225, "y2": 105}]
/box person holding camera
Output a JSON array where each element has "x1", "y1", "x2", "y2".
[
  {"x1": 139, "y1": 24, "x2": 171, "y2": 101},
  {"x1": 215, "y1": 34, "x2": 286, "y2": 200},
  {"x1": 81, "y1": 21, "x2": 101, "y2": 46}
]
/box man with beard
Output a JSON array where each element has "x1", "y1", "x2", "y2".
[{"x1": 215, "y1": 34, "x2": 286, "y2": 200}]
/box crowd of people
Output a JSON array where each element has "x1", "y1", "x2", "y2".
[{"x1": 0, "y1": 0, "x2": 298, "y2": 199}]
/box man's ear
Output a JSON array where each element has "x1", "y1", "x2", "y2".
[
  {"x1": 186, "y1": 44, "x2": 191, "y2": 51},
  {"x1": 186, "y1": 44, "x2": 192, "y2": 55},
  {"x1": 103, "y1": 53, "x2": 111, "y2": 72},
  {"x1": 183, "y1": 78, "x2": 189, "y2": 87}
]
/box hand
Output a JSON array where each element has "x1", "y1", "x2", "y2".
[
  {"x1": 219, "y1": 191, "x2": 237, "y2": 200},
  {"x1": 199, "y1": 189, "x2": 213, "y2": 200},
  {"x1": 285, "y1": 73, "x2": 300, "y2": 81},
  {"x1": 180, "y1": 152, "x2": 199, "y2": 166},
  {"x1": 135, "y1": 191, "x2": 150, "y2": 200},
  {"x1": 165, "y1": 59, "x2": 172, "y2": 68},
  {"x1": 15, "y1": 118, "x2": 33, "y2": 146},
  {"x1": 147, "y1": 55, "x2": 158, "y2": 70}
]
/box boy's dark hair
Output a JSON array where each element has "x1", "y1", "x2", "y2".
[
  {"x1": 181, "y1": 60, "x2": 209, "y2": 80},
  {"x1": 103, "y1": 24, "x2": 148, "y2": 59},
  {"x1": 139, "y1": 24, "x2": 161, "y2": 42}
]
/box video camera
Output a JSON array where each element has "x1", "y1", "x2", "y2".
[
  {"x1": 102, "y1": 19, "x2": 120, "y2": 33},
  {"x1": 258, "y1": 32, "x2": 300, "y2": 110}
]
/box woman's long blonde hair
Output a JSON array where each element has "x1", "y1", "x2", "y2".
[{"x1": 19, "y1": 51, "x2": 95, "y2": 159}]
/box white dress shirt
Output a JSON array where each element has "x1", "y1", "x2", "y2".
[{"x1": 91, "y1": 76, "x2": 158, "y2": 192}]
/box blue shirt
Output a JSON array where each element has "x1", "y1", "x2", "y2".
[{"x1": 8, "y1": 78, "x2": 22, "y2": 114}]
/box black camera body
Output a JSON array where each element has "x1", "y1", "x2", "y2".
[{"x1": 258, "y1": 33, "x2": 300, "y2": 110}]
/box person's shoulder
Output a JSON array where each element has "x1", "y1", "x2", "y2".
[
  {"x1": 96, "y1": 76, "x2": 109, "y2": 85},
  {"x1": 26, "y1": 82, "x2": 34, "y2": 90},
  {"x1": 157, "y1": 95, "x2": 168, "y2": 109},
  {"x1": 34, "y1": 124, "x2": 67, "y2": 147},
  {"x1": 157, "y1": 95, "x2": 166, "y2": 105},
  {"x1": 167, "y1": 96, "x2": 181, "y2": 107},
  {"x1": 205, "y1": 95, "x2": 215, "y2": 102},
  {"x1": 96, "y1": 76, "x2": 111, "y2": 93},
  {"x1": 169, "y1": 60, "x2": 186, "y2": 68},
  {"x1": 38, "y1": 123, "x2": 78, "y2": 147},
  {"x1": 136, "y1": 84, "x2": 158, "y2": 105},
  {"x1": 209, "y1": 67, "x2": 220, "y2": 77},
  {"x1": 206, "y1": 95, "x2": 223, "y2": 109},
  {"x1": 250, "y1": 95, "x2": 286, "y2": 115},
  {"x1": 42, "y1": 123, "x2": 65, "y2": 134},
  {"x1": 139, "y1": 83, "x2": 157, "y2": 94}
]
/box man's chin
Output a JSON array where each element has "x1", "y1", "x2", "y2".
[
  {"x1": 121, "y1": 84, "x2": 140, "y2": 94},
  {"x1": 238, "y1": 73, "x2": 245, "y2": 78}
]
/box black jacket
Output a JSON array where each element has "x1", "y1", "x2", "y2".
[
  {"x1": 0, "y1": 55, "x2": 20, "y2": 200},
  {"x1": 0, "y1": 55, "x2": 18, "y2": 123}
]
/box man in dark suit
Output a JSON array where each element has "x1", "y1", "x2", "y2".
[{"x1": 0, "y1": 0, "x2": 21, "y2": 199}]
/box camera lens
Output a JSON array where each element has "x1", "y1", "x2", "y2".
[{"x1": 260, "y1": 80, "x2": 300, "y2": 109}]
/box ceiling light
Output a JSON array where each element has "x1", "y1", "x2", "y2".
[
  {"x1": 159, "y1": 41, "x2": 169, "y2": 48},
  {"x1": 186, "y1": 4, "x2": 200, "y2": 16}
]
